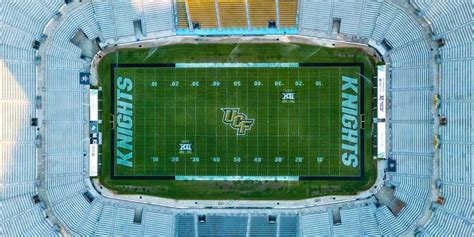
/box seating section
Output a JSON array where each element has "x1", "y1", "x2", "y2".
[
  {"x1": 300, "y1": 0, "x2": 383, "y2": 37},
  {"x1": 279, "y1": 215, "x2": 299, "y2": 237},
  {"x1": 218, "y1": 0, "x2": 248, "y2": 28},
  {"x1": 176, "y1": 214, "x2": 196, "y2": 237},
  {"x1": 143, "y1": 210, "x2": 175, "y2": 236},
  {"x1": 332, "y1": 0, "x2": 363, "y2": 35},
  {"x1": 301, "y1": 204, "x2": 382, "y2": 236},
  {"x1": 409, "y1": 1, "x2": 473, "y2": 235},
  {"x1": 91, "y1": 0, "x2": 174, "y2": 44},
  {"x1": 2, "y1": 1, "x2": 62, "y2": 37},
  {"x1": 180, "y1": 0, "x2": 297, "y2": 30},
  {"x1": 299, "y1": 0, "x2": 332, "y2": 32},
  {"x1": 174, "y1": 213, "x2": 301, "y2": 236},
  {"x1": 177, "y1": 0, "x2": 190, "y2": 29},
  {"x1": 143, "y1": 0, "x2": 175, "y2": 34},
  {"x1": 248, "y1": 0, "x2": 277, "y2": 28},
  {"x1": 186, "y1": 0, "x2": 219, "y2": 28},
  {"x1": 249, "y1": 215, "x2": 277, "y2": 236},
  {"x1": 358, "y1": 204, "x2": 382, "y2": 235},
  {"x1": 1, "y1": 206, "x2": 57, "y2": 236},
  {"x1": 278, "y1": 0, "x2": 298, "y2": 28},
  {"x1": 0, "y1": 0, "x2": 64, "y2": 235},
  {"x1": 372, "y1": 2, "x2": 436, "y2": 236},
  {"x1": 198, "y1": 215, "x2": 248, "y2": 236},
  {"x1": 301, "y1": 211, "x2": 332, "y2": 236}
]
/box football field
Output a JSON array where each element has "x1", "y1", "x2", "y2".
[{"x1": 112, "y1": 63, "x2": 364, "y2": 179}]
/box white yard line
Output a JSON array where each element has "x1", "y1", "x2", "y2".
[
  {"x1": 143, "y1": 69, "x2": 147, "y2": 175},
  {"x1": 246, "y1": 68, "x2": 249, "y2": 175},
  {"x1": 225, "y1": 68, "x2": 228, "y2": 176},
  {"x1": 287, "y1": 67, "x2": 290, "y2": 176},
  {"x1": 338, "y1": 68, "x2": 342, "y2": 176},
  {"x1": 266, "y1": 69, "x2": 270, "y2": 176},
  {"x1": 194, "y1": 68, "x2": 198, "y2": 176},
  {"x1": 318, "y1": 69, "x2": 321, "y2": 174},
  {"x1": 153, "y1": 69, "x2": 157, "y2": 174},
  {"x1": 184, "y1": 68, "x2": 187, "y2": 175},
  {"x1": 307, "y1": 69, "x2": 310, "y2": 175},
  {"x1": 204, "y1": 68, "x2": 208, "y2": 175},
  {"x1": 215, "y1": 69, "x2": 218, "y2": 176},
  {"x1": 174, "y1": 69, "x2": 177, "y2": 175},
  {"x1": 163, "y1": 68, "x2": 167, "y2": 174},
  {"x1": 256, "y1": 68, "x2": 259, "y2": 176},
  {"x1": 277, "y1": 69, "x2": 280, "y2": 175},
  {"x1": 236, "y1": 69, "x2": 239, "y2": 175},
  {"x1": 297, "y1": 68, "x2": 300, "y2": 176}
]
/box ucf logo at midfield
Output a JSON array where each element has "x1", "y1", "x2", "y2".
[{"x1": 221, "y1": 108, "x2": 255, "y2": 135}]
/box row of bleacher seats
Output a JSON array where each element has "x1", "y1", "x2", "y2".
[
  {"x1": 301, "y1": 203, "x2": 384, "y2": 236},
  {"x1": 301, "y1": 211, "x2": 332, "y2": 236},
  {"x1": 390, "y1": 66, "x2": 431, "y2": 89},
  {"x1": 299, "y1": 0, "x2": 384, "y2": 38},
  {"x1": 175, "y1": 213, "x2": 300, "y2": 236},
  {"x1": 390, "y1": 122, "x2": 433, "y2": 154},
  {"x1": 388, "y1": 191, "x2": 426, "y2": 234},
  {"x1": 410, "y1": 0, "x2": 473, "y2": 235},
  {"x1": 248, "y1": 0, "x2": 277, "y2": 28},
  {"x1": 388, "y1": 40, "x2": 431, "y2": 67},
  {"x1": 390, "y1": 90, "x2": 433, "y2": 121},
  {"x1": 218, "y1": 0, "x2": 248, "y2": 28},
  {"x1": 2, "y1": 1, "x2": 59, "y2": 37},
  {"x1": 187, "y1": 0, "x2": 219, "y2": 28},
  {"x1": 1, "y1": 0, "x2": 64, "y2": 235},
  {"x1": 178, "y1": 0, "x2": 298, "y2": 30},
  {"x1": 40, "y1": 4, "x2": 95, "y2": 236},
  {"x1": 391, "y1": 154, "x2": 432, "y2": 177},
  {"x1": 423, "y1": 206, "x2": 473, "y2": 236},
  {"x1": 198, "y1": 215, "x2": 248, "y2": 236},
  {"x1": 90, "y1": 0, "x2": 174, "y2": 45},
  {"x1": 299, "y1": 0, "x2": 333, "y2": 33},
  {"x1": 250, "y1": 215, "x2": 277, "y2": 236},
  {"x1": 372, "y1": 2, "x2": 435, "y2": 236},
  {"x1": 34, "y1": 5, "x2": 182, "y2": 232},
  {"x1": 177, "y1": 0, "x2": 190, "y2": 29},
  {"x1": 278, "y1": 0, "x2": 297, "y2": 28}
]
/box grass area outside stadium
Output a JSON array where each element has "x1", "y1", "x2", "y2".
[{"x1": 97, "y1": 43, "x2": 378, "y2": 200}]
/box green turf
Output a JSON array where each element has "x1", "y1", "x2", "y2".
[
  {"x1": 114, "y1": 66, "x2": 361, "y2": 177},
  {"x1": 98, "y1": 43, "x2": 377, "y2": 200}
]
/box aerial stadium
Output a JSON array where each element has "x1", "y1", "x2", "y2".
[{"x1": 1, "y1": 0, "x2": 472, "y2": 236}]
